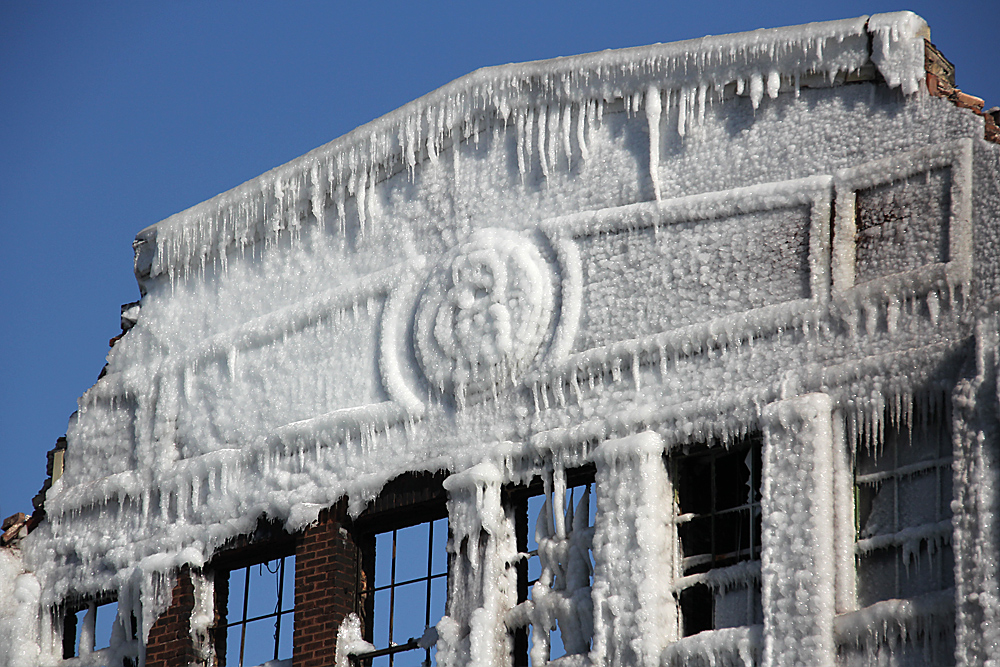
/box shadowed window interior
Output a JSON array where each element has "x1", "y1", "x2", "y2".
[
  {"x1": 855, "y1": 401, "x2": 954, "y2": 607},
  {"x1": 670, "y1": 436, "x2": 763, "y2": 636}
]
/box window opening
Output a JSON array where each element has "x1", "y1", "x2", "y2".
[
  {"x1": 855, "y1": 402, "x2": 953, "y2": 607},
  {"x1": 62, "y1": 596, "x2": 135, "y2": 663},
  {"x1": 356, "y1": 516, "x2": 448, "y2": 667},
  {"x1": 670, "y1": 436, "x2": 763, "y2": 636},
  {"x1": 510, "y1": 466, "x2": 596, "y2": 666},
  {"x1": 221, "y1": 554, "x2": 295, "y2": 667}
]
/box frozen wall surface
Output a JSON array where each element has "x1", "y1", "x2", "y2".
[{"x1": 11, "y1": 11, "x2": 1000, "y2": 667}]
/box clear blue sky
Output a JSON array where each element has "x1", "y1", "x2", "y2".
[{"x1": 1, "y1": 1, "x2": 996, "y2": 520}]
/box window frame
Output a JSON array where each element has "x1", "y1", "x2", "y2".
[
  {"x1": 667, "y1": 435, "x2": 764, "y2": 637},
  {"x1": 61, "y1": 592, "x2": 131, "y2": 663},
  {"x1": 211, "y1": 519, "x2": 297, "y2": 667},
  {"x1": 351, "y1": 472, "x2": 450, "y2": 667},
  {"x1": 504, "y1": 464, "x2": 596, "y2": 667},
  {"x1": 853, "y1": 400, "x2": 954, "y2": 607}
]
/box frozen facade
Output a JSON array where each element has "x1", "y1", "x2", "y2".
[{"x1": 3, "y1": 10, "x2": 1000, "y2": 667}]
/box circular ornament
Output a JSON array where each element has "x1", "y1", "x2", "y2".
[{"x1": 414, "y1": 229, "x2": 554, "y2": 398}]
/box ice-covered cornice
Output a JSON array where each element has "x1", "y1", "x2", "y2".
[{"x1": 141, "y1": 11, "x2": 929, "y2": 283}]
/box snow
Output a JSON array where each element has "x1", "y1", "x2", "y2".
[{"x1": 10, "y1": 10, "x2": 1000, "y2": 667}]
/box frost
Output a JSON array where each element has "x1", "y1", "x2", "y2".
[
  {"x1": 334, "y1": 614, "x2": 376, "y2": 667},
  {"x1": 0, "y1": 550, "x2": 41, "y2": 667},
  {"x1": 11, "y1": 9, "x2": 998, "y2": 667},
  {"x1": 139, "y1": 13, "x2": 926, "y2": 282}
]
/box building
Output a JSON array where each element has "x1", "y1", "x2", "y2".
[{"x1": 2, "y1": 11, "x2": 999, "y2": 667}]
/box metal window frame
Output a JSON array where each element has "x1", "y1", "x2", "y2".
[
  {"x1": 669, "y1": 435, "x2": 763, "y2": 636},
  {"x1": 354, "y1": 516, "x2": 448, "y2": 667},
  {"x1": 507, "y1": 465, "x2": 597, "y2": 667},
  {"x1": 221, "y1": 554, "x2": 296, "y2": 667},
  {"x1": 853, "y1": 403, "x2": 953, "y2": 603}
]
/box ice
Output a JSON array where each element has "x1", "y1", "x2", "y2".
[
  {"x1": 334, "y1": 613, "x2": 375, "y2": 667},
  {"x1": 0, "y1": 550, "x2": 41, "y2": 667},
  {"x1": 136, "y1": 13, "x2": 930, "y2": 283},
  {"x1": 9, "y1": 9, "x2": 1000, "y2": 667}
]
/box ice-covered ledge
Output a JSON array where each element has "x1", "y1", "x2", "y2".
[{"x1": 141, "y1": 12, "x2": 929, "y2": 284}]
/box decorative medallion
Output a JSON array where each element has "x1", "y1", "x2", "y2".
[{"x1": 413, "y1": 229, "x2": 555, "y2": 398}]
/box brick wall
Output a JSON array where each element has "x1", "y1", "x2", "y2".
[
  {"x1": 293, "y1": 502, "x2": 366, "y2": 667},
  {"x1": 140, "y1": 473, "x2": 447, "y2": 667},
  {"x1": 146, "y1": 568, "x2": 200, "y2": 667}
]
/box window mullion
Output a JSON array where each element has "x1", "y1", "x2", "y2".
[{"x1": 239, "y1": 566, "x2": 250, "y2": 667}]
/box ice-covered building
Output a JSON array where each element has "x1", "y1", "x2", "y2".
[{"x1": 3, "y1": 11, "x2": 1000, "y2": 667}]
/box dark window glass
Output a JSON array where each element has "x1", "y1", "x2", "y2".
[
  {"x1": 671, "y1": 436, "x2": 763, "y2": 636},
  {"x1": 855, "y1": 404, "x2": 953, "y2": 607}
]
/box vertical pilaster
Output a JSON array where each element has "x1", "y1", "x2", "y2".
[
  {"x1": 294, "y1": 503, "x2": 363, "y2": 667},
  {"x1": 590, "y1": 431, "x2": 675, "y2": 667},
  {"x1": 760, "y1": 393, "x2": 836, "y2": 667},
  {"x1": 952, "y1": 316, "x2": 1000, "y2": 666}
]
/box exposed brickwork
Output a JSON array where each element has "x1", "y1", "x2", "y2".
[
  {"x1": 925, "y1": 40, "x2": 1000, "y2": 144},
  {"x1": 293, "y1": 502, "x2": 366, "y2": 667},
  {"x1": 138, "y1": 476, "x2": 448, "y2": 667},
  {"x1": 146, "y1": 568, "x2": 201, "y2": 667}
]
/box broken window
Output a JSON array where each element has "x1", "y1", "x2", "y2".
[
  {"x1": 216, "y1": 550, "x2": 295, "y2": 667},
  {"x1": 670, "y1": 436, "x2": 763, "y2": 636},
  {"x1": 61, "y1": 595, "x2": 136, "y2": 664},
  {"x1": 507, "y1": 466, "x2": 596, "y2": 666},
  {"x1": 855, "y1": 401, "x2": 953, "y2": 606},
  {"x1": 356, "y1": 515, "x2": 448, "y2": 667}
]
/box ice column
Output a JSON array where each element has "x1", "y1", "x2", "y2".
[
  {"x1": 760, "y1": 394, "x2": 835, "y2": 667},
  {"x1": 952, "y1": 316, "x2": 1000, "y2": 666},
  {"x1": 438, "y1": 463, "x2": 518, "y2": 667},
  {"x1": 590, "y1": 432, "x2": 675, "y2": 667}
]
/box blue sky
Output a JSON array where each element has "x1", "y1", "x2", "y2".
[{"x1": 1, "y1": 1, "x2": 997, "y2": 520}]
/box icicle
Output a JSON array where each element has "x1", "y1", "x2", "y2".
[
  {"x1": 560, "y1": 103, "x2": 572, "y2": 169},
  {"x1": 887, "y1": 297, "x2": 900, "y2": 336},
  {"x1": 546, "y1": 105, "x2": 558, "y2": 175},
  {"x1": 515, "y1": 110, "x2": 527, "y2": 179},
  {"x1": 645, "y1": 85, "x2": 662, "y2": 202},
  {"x1": 631, "y1": 349, "x2": 642, "y2": 392},
  {"x1": 927, "y1": 290, "x2": 940, "y2": 326},
  {"x1": 677, "y1": 87, "x2": 689, "y2": 137},
  {"x1": 538, "y1": 106, "x2": 549, "y2": 178},
  {"x1": 749, "y1": 73, "x2": 764, "y2": 109},
  {"x1": 576, "y1": 101, "x2": 589, "y2": 162},
  {"x1": 553, "y1": 466, "x2": 567, "y2": 540},
  {"x1": 525, "y1": 109, "x2": 535, "y2": 175}
]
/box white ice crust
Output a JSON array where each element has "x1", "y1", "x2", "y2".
[{"x1": 10, "y1": 10, "x2": 1000, "y2": 667}]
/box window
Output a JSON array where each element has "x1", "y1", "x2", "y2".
[
  {"x1": 670, "y1": 436, "x2": 763, "y2": 636},
  {"x1": 508, "y1": 466, "x2": 596, "y2": 666},
  {"x1": 62, "y1": 596, "x2": 135, "y2": 664},
  {"x1": 356, "y1": 515, "x2": 448, "y2": 667},
  {"x1": 216, "y1": 547, "x2": 295, "y2": 667},
  {"x1": 855, "y1": 402, "x2": 953, "y2": 606}
]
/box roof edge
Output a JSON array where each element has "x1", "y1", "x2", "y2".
[{"x1": 142, "y1": 12, "x2": 929, "y2": 283}]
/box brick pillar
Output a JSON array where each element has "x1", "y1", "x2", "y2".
[
  {"x1": 293, "y1": 503, "x2": 365, "y2": 667},
  {"x1": 146, "y1": 568, "x2": 200, "y2": 667}
]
